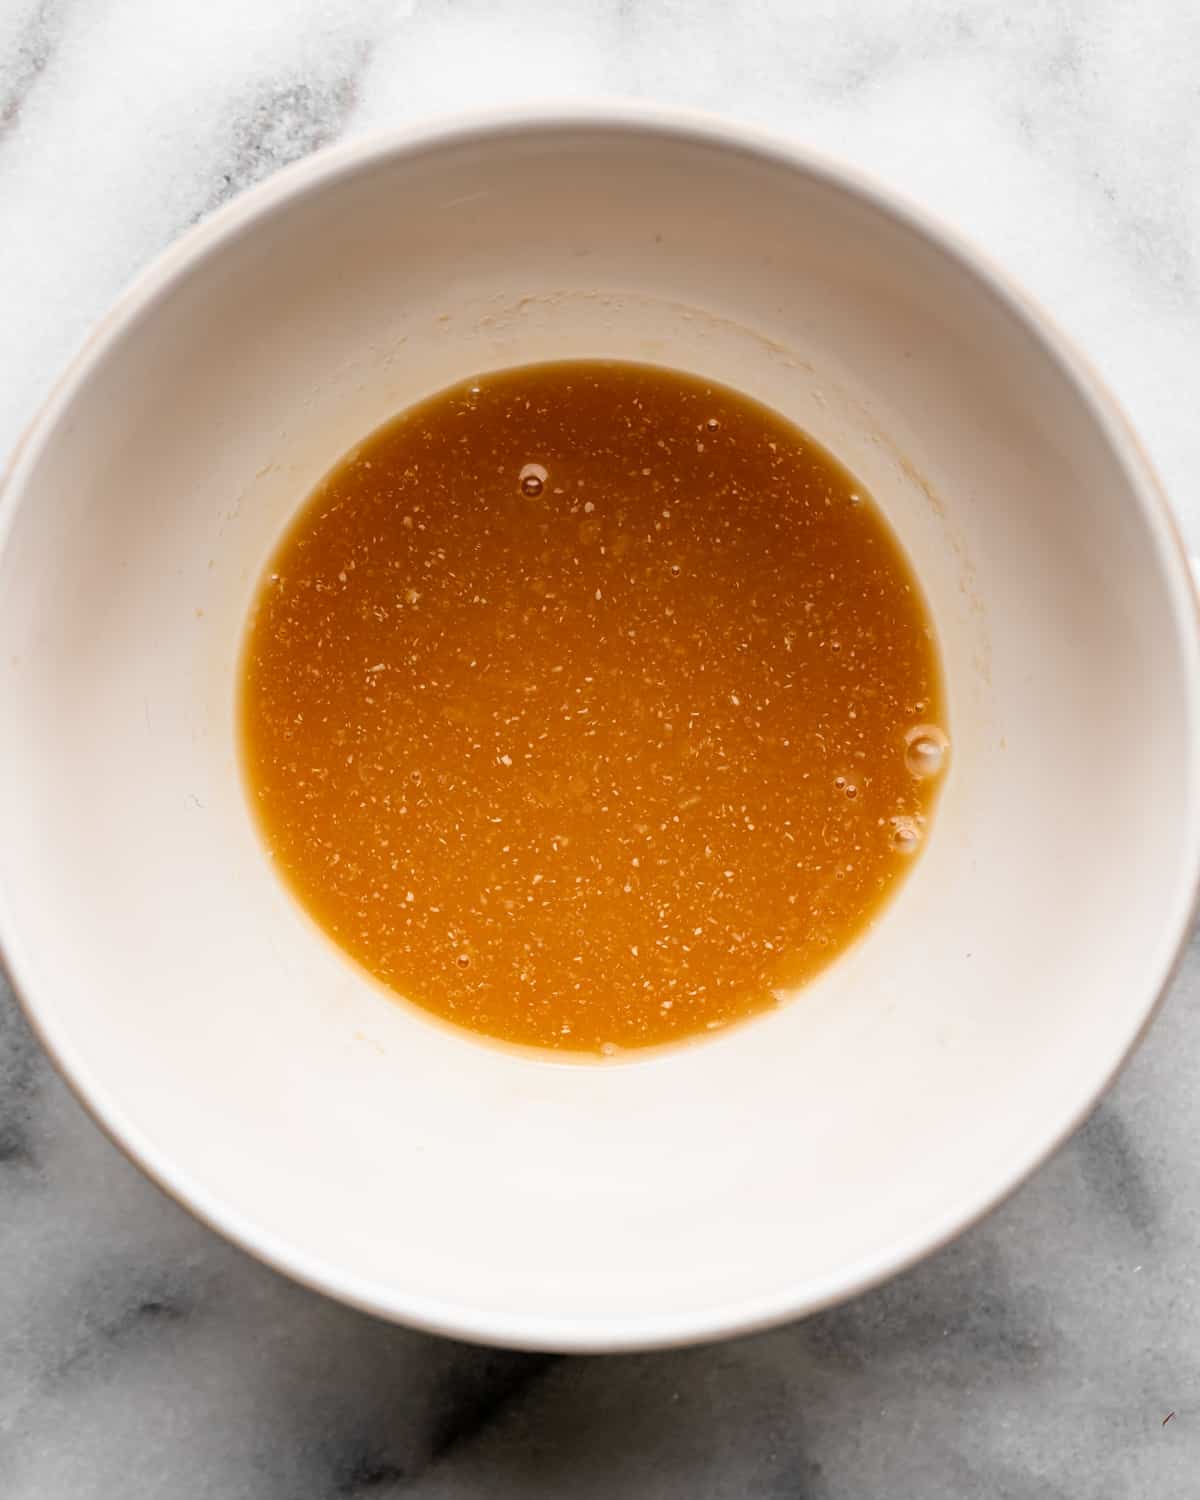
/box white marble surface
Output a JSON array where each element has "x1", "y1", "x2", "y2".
[{"x1": 2, "y1": 2, "x2": 1199, "y2": 1495}]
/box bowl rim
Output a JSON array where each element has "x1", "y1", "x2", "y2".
[{"x1": 2, "y1": 99, "x2": 1198, "y2": 1353}]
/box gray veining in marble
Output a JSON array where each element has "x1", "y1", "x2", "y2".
[{"x1": 3, "y1": 2, "x2": 1200, "y2": 1495}]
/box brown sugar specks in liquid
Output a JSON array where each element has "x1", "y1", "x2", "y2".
[{"x1": 241, "y1": 361, "x2": 947, "y2": 1054}]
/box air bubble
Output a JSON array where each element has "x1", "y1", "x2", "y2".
[
  {"x1": 891, "y1": 816, "x2": 923, "y2": 854},
  {"x1": 669, "y1": 563, "x2": 682, "y2": 578},
  {"x1": 456, "y1": 952, "x2": 472, "y2": 968},
  {"x1": 519, "y1": 462, "x2": 548, "y2": 496},
  {"x1": 705, "y1": 417, "x2": 720, "y2": 430},
  {"x1": 904, "y1": 724, "x2": 948, "y2": 779}
]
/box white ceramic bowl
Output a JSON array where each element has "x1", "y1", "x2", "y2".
[{"x1": 2, "y1": 105, "x2": 1197, "y2": 1352}]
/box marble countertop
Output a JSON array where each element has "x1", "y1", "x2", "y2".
[{"x1": 3, "y1": 2, "x2": 1200, "y2": 1494}]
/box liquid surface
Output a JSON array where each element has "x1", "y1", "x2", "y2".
[{"x1": 241, "y1": 361, "x2": 946, "y2": 1053}]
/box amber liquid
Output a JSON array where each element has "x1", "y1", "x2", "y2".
[{"x1": 241, "y1": 361, "x2": 946, "y2": 1053}]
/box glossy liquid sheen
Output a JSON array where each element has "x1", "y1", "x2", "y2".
[{"x1": 241, "y1": 362, "x2": 946, "y2": 1053}]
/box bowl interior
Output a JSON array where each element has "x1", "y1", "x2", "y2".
[{"x1": 1, "y1": 117, "x2": 1196, "y2": 1349}]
